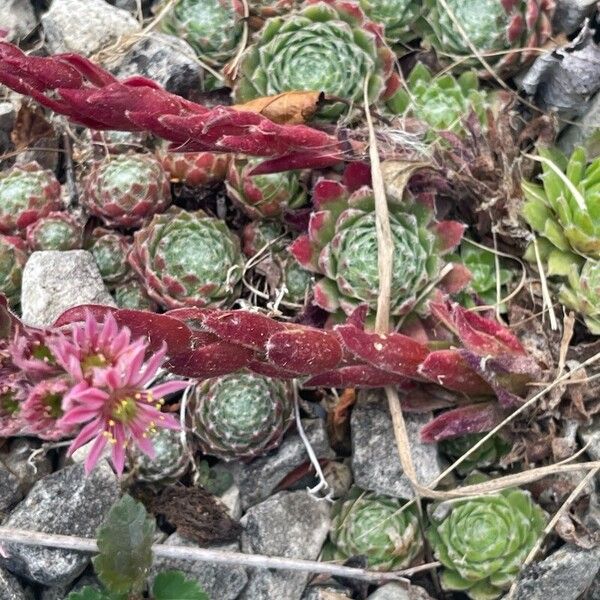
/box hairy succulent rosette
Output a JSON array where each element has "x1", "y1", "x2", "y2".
[
  {"x1": 428, "y1": 488, "x2": 545, "y2": 599},
  {"x1": 129, "y1": 207, "x2": 244, "y2": 309},
  {"x1": 21, "y1": 376, "x2": 76, "y2": 441},
  {"x1": 558, "y1": 259, "x2": 600, "y2": 334},
  {"x1": 113, "y1": 278, "x2": 158, "y2": 311},
  {"x1": 281, "y1": 256, "x2": 313, "y2": 304},
  {"x1": 522, "y1": 147, "x2": 600, "y2": 271},
  {"x1": 129, "y1": 427, "x2": 190, "y2": 483},
  {"x1": 59, "y1": 350, "x2": 187, "y2": 475},
  {"x1": 290, "y1": 179, "x2": 464, "y2": 316},
  {"x1": 329, "y1": 488, "x2": 423, "y2": 570},
  {"x1": 162, "y1": 151, "x2": 230, "y2": 187},
  {"x1": 358, "y1": 0, "x2": 421, "y2": 44},
  {"x1": 25, "y1": 211, "x2": 83, "y2": 252},
  {"x1": 241, "y1": 220, "x2": 287, "y2": 257},
  {"x1": 0, "y1": 373, "x2": 28, "y2": 437},
  {"x1": 439, "y1": 432, "x2": 510, "y2": 475},
  {"x1": 391, "y1": 64, "x2": 488, "y2": 134},
  {"x1": 0, "y1": 235, "x2": 27, "y2": 306},
  {"x1": 161, "y1": 0, "x2": 244, "y2": 66},
  {"x1": 235, "y1": 0, "x2": 402, "y2": 121},
  {"x1": 226, "y1": 158, "x2": 308, "y2": 219},
  {"x1": 0, "y1": 162, "x2": 62, "y2": 234},
  {"x1": 48, "y1": 311, "x2": 141, "y2": 385},
  {"x1": 82, "y1": 153, "x2": 171, "y2": 229},
  {"x1": 90, "y1": 230, "x2": 132, "y2": 286},
  {"x1": 451, "y1": 243, "x2": 513, "y2": 310},
  {"x1": 10, "y1": 329, "x2": 62, "y2": 382},
  {"x1": 192, "y1": 372, "x2": 293, "y2": 460},
  {"x1": 424, "y1": 0, "x2": 555, "y2": 75}
]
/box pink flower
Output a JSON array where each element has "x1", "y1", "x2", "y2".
[
  {"x1": 0, "y1": 372, "x2": 28, "y2": 437},
  {"x1": 48, "y1": 312, "x2": 140, "y2": 385},
  {"x1": 10, "y1": 329, "x2": 63, "y2": 382},
  {"x1": 58, "y1": 341, "x2": 188, "y2": 475},
  {"x1": 21, "y1": 376, "x2": 76, "y2": 441}
]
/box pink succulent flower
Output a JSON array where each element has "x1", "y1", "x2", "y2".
[
  {"x1": 58, "y1": 341, "x2": 187, "y2": 475},
  {"x1": 10, "y1": 329, "x2": 63, "y2": 382},
  {"x1": 21, "y1": 376, "x2": 76, "y2": 441},
  {"x1": 0, "y1": 372, "x2": 29, "y2": 437},
  {"x1": 49, "y1": 312, "x2": 140, "y2": 385}
]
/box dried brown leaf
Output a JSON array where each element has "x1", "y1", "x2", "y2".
[
  {"x1": 232, "y1": 91, "x2": 324, "y2": 125},
  {"x1": 327, "y1": 388, "x2": 356, "y2": 450},
  {"x1": 11, "y1": 103, "x2": 54, "y2": 150}
]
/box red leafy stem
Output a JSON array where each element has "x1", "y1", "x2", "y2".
[{"x1": 0, "y1": 42, "x2": 346, "y2": 174}]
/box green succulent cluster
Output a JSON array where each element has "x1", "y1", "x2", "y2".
[
  {"x1": 192, "y1": 372, "x2": 293, "y2": 460},
  {"x1": 162, "y1": 0, "x2": 244, "y2": 66},
  {"x1": 328, "y1": 488, "x2": 423, "y2": 570},
  {"x1": 439, "y1": 433, "x2": 511, "y2": 475},
  {"x1": 0, "y1": 236, "x2": 27, "y2": 306},
  {"x1": 130, "y1": 428, "x2": 190, "y2": 483},
  {"x1": 428, "y1": 488, "x2": 545, "y2": 599},
  {"x1": 391, "y1": 64, "x2": 488, "y2": 134},
  {"x1": 90, "y1": 232, "x2": 131, "y2": 286},
  {"x1": 129, "y1": 207, "x2": 244, "y2": 310},
  {"x1": 451, "y1": 243, "x2": 513, "y2": 311},
  {"x1": 522, "y1": 147, "x2": 600, "y2": 333},
  {"x1": 358, "y1": 0, "x2": 421, "y2": 45},
  {"x1": 25, "y1": 212, "x2": 82, "y2": 252},
  {"x1": 235, "y1": 0, "x2": 400, "y2": 121},
  {"x1": 113, "y1": 279, "x2": 157, "y2": 311},
  {"x1": 226, "y1": 158, "x2": 308, "y2": 219}
]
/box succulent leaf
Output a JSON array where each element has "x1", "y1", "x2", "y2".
[
  {"x1": 25, "y1": 211, "x2": 83, "y2": 252},
  {"x1": 0, "y1": 235, "x2": 27, "y2": 306}
]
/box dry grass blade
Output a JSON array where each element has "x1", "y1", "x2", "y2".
[{"x1": 532, "y1": 237, "x2": 558, "y2": 330}]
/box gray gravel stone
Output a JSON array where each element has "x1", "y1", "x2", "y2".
[
  {"x1": 351, "y1": 391, "x2": 442, "y2": 499},
  {"x1": 302, "y1": 587, "x2": 352, "y2": 600},
  {"x1": 42, "y1": 0, "x2": 140, "y2": 56},
  {"x1": 239, "y1": 491, "x2": 331, "y2": 600},
  {"x1": 1, "y1": 439, "x2": 52, "y2": 497},
  {"x1": 108, "y1": 32, "x2": 204, "y2": 97},
  {"x1": 15, "y1": 133, "x2": 61, "y2": 173},
  {"x1": 580, "y1": 417, "x2": 600, "y2": 461},
  {"x1": 512, "y1": 545, "x2": 600, "y2": 600},
  {"x1": 554, "y1": 0, "x2": 597, "y2": 34},
  {"x1": 149, "y1": 534, "x2": 247, "y2": 600},
  {"x1": 0, "y1": 0, "x2": 37, "y2": 43},
  {"x1": 21, "y1": 250, "x2": 115, "y2": 327},
  {"x1": 0, "y1": 566, "x2": 28, "y2": 600},
  {"x1": 229, "y1": 419, "x2": 335, "y2": 510},
  {"x1": 0, "y1": 102, "x2": 15, "y2": 162},
  {"x1": 0, "y1": 461, "x2": 23, "y2": 513},
  {"x1": 0, "y1": 462, "x2": 119, "y2": 586},
  {"x1": 367, "y1": 582, "x2": 435, "y2": 600}
]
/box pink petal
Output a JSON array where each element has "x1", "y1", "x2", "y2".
[
  {"x1": 84, "y1": 434, "x2": 108, "y2": 474},
  {"x1": 67, "y1": 417, "x2": 104, "y2": 455},
  {"x1": 111, "y1": 423, "x2": 126, "y2": 475},
  {"x1": 149, "y1": 380, "x2": 189, "y2": 399}
]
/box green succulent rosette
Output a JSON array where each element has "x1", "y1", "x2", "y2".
[
  {"x1": 0, "y1": 235, "x2": 27, "y2": 306},
  {"x1": 235, "y1": 0, "x2": 401, "y2": 121},
  {"x1": 522, "y1": 147, "x2": 600, "y2": 272},
  {"x1": 451, "y1": 243, "x2": 513, "y2": 311},
  {"x1": 241, "y1": 219, "x2": 287, "y2": 257},
  {"x1": 358, "y1": 0, "x2": 421, "y2": 44},
  {"x1": 90, "y1": 231, "x2": 131, "y2": 286},
  {"x1": 113, "y1": 278, "x2": 158, "y2": 312},
  {"x1": 291, "y1": 180, "x2": 463, "y2": 317},
  {"x1": 192, "y1": 372, "x2": 293, "y2": 461},
  {"x1": 161, "y1": 0, "x2": 244, "y2": 66},
  {"x1": 226, "y1": 158, "x2": 308, "y2": 219},
  {"x1": 423, "y1": 0, "x2": 554, "y2": 74},
  {"x1": 25, "y1": 212, "x2": 83, "y2": 252},
  {"x1": 129, "y1": 207, "x2": 244, "y2": 310},
  {"x1": 328, "y1": 488, "x2": 423, "y2": 570},
  {"x1": 281, "y1": 256, "x2": 313, "y2": 304},
  {"x1": 129, "y1": 428, "x2": 190, "y2": 483},
  {"x1": 391, "y1": 63, "x2": 488, "y2": 134},
  {"x1": 439, "y1": 433, "x2": 511, "y2": 475},
  {"x1": 428, "y1": 488, "x2": 546, "y2": 600},
  {"x1": 558, "y1": 259, "x2": 600, "y2": 334},
  {"x1": 0, "y1": 162, "x2": 62, "y2": 234}
]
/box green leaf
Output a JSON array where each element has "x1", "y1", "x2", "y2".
[
  {"x1": 93, "y1": 494, "x2": 156, "y2": 595},
  {"x1": 152, "y1": 571, "x2": 209, "y2": 600},
  {"x1": 65, "y1": 586, "x2": 126, "y2": 600}
]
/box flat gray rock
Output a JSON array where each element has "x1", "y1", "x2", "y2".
[
  {"x1": 351, "y1": 391, "x2": 442, "y2": 499},
  {"x1": 302, "y1": 587, "x2": 352, "y2": 599},
  {"x1": 229, "y1": 419, "x2": 335, "y2": 510},
  {"x1": 0, "y1": 567, "x2": 28, "y2": 600},
  {"x1": 554, "y1": 0, "x2": 597, "y2": 34},
  {"x1": 367, "y1": 582, "x2": 435, "y2": 600},
  {"x1": 149, "y1": 534, "x2": 247, "y2": 600},
  {"x1": 0, "y1": 462, "x2": 119, "y2": 586},
  {"x1": 21, "y1": 251, "x2": 115, "y2": 327},
  {"x1": 108, "y1": 33, "x2": 204, "y2": 98},
  {"x1": 512, "y1": 545, "x2": 600, "y2": 600},
  {"x1": 239, "y1": 491, "x2": 331, "y2": 600},
  {"x1": 0, "y1": 461, "x2": 22, "y2": 513},
  {"x1": 0, "y1": 0, "x2": 37, "y2": 43},
  {"x1": 0, "y1": 439, "x2": 53, "y2": 498},
  {"x1": 42, "y1": 0, "x2": 140, "y2": 56}
]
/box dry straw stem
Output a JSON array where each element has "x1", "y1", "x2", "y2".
[
  {"x1": 0, "y1": 526, "x2": 439, "y2": 584},
  {"x1": 532, "y1": 236, "x2": 559, "y2": 330}
]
